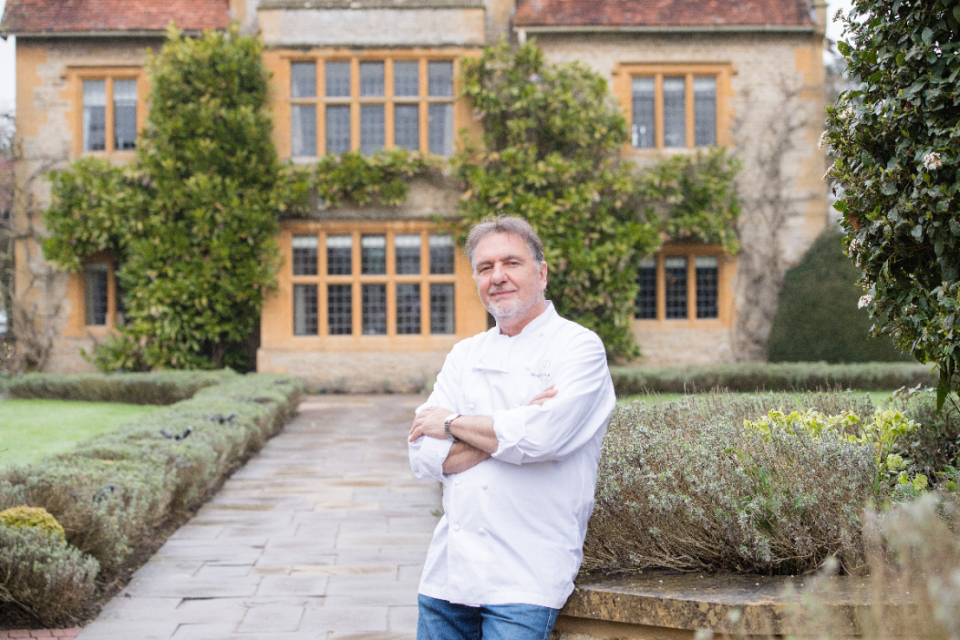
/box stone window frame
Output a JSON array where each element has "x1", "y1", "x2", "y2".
[
  {"x1": 612, "y1": 63, "x2": 734, "y2": 153},
  {"x1": 287, "y1": 222, "x2": 459, "y2": 339},
  {"x1": 62, "y1": 252, "x2": 124, "y2": 337},
  {"x1": 68, "y1": 67, "x2": 148, "y2": 159},
  {"x1": 281, "y1": 51, "x2": 467, "y2": 159},
  {"x1": 633, "y1": 245, "x2": 734, "y2": 328}
]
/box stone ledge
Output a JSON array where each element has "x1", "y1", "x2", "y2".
[
  {"x1": 0, "y1": 629, "x2": 80, "y2": 639},
  {"x1": 557, "y1": 572, "x2": 909, "y2": 638}
]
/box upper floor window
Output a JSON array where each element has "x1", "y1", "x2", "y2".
[
  {"x1": 634, "y1": 250, "x2": 725, "y2": 322},
  {"x1": 289, "y1": 57, "x2": 457, "y2": 159},
  {"x1": 71, "y1": 69, "x2": 144, "y2": 157},
  {"x1": 616, "y1": 65, "x2": 731, "y2": 151}
]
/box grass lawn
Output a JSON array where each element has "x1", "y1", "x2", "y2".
[
  {"x1": 619, "y1": 390, "x2": 897, "y2": 408},
  {"x1": 0, "y1": 399, "x2": 157, "y2": 468}
]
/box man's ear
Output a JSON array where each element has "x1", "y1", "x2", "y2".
[{"x1": 540, "y1": 262, "x2": 548, "y2": 291}]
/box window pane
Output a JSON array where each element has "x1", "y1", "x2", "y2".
[
  {"x1": 291, "y1": 62, "x2": 317, "y2": 98},
  {"x1": 328, "y1": 284, "x2": 352, "y2": 335},
  {"x1": 293, "y1": 284, "x2": 319, "y2": 335},
  {"x1": 694, "y1": 77, "x2": 717, "y2": 147},
  {"x1": 395, "y1": 234, "x2": 421, "y2": 275},
  {"x1": 635, "y1": 257, "x2": 656, "y2": 319},
  {"x1": 663, "y1": 77, "x2": 686, "y2": 148},
  {"x1": 429, "y1": 234, "x2": 455, "y2": 275},
  {"x1": 696, "y1": 256, "x2": 719, "y2": 319},
  {"x1": 361, "y1": 234, "x2": 386, "y2": 275},
  {"x1": 326, "y1": 105, "x2": 351, "y2": 155},
  {"x1": 362, "y1": 284, "x2": 387, "y2": 335},
  {"x1": 360, "y1": 61, "x2": 384, "y2": 97},
  {"x1": 664, "y1": 256, "x2": 687, "y2": 319},
  {"x1": 292, "y1": 235, "x2": 318, "y2": 276},
  {"x1": 113, "y1": 79, "x2": 137, "y2": 151},
  {"x1": 327, "y1": 234, "x2": 352, "y2": 275},
  {"x1": 360, "y1": 104, "x2": 384, "y2": 155},
  {"x1": 394, "y1": 61, "x2": 419, "y2": 96},
  {"x1": 291, "y1": 105, "x2": 317, "y2": 156},
  {"x1": 83, "y1": 80, "x2": 106, "y2": 152},
  {"x1": 430, "y1": 283, "x2": 455, "y2": 334},
  {"x1": 631, "y1": 77, "x2": 655, "y2": 149},
  {"x1": 394, "y1": 104, "x2": 419, "y2": 151},
  {"x1": 428, "y1": 61, "x2": 453, "y2": 96},
  {"x1": 84, "y1": 262, "x2": 109, "y2": 325},
  {"x1": 325, "y1": 61, "x2": 351, "y2": 97},
  {"x1": 429, "y1": 103, "x2": 454, "y2": 157},
  {"x1": 396, "y1": 283, "x2": 421, "y2": 335}
]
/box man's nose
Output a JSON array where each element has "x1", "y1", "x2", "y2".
[{"x1": 490, "y1": 263, "x2": 507, "y2": 283}]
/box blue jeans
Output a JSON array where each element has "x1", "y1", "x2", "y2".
[{"x1": 417, "y1": 594, "x2": 560, "y2": 640}]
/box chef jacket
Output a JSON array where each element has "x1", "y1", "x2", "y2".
[{"x1": 408, "y1": 302, "x2": 616, "y2": 609}]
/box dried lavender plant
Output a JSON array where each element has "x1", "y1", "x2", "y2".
[{"x1": 584, "y1": 392, "x2": 878, "y2": 574}]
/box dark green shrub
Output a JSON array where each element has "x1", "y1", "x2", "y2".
[
  {"x1": 767, "y1": 228, "x2": 909, "y2": 363},
  {"x1": 4, "y1": 370, "x2": 235, "y2": 404},
  {"x1": 610, "y1": 362, "x2": 937, "y2": 395},
  {"x1": 0, "y1": 526, "x2": 99, "y2": 626},
  {"x1": 895, "y1": 390, "x2": 960, "y2": 483},
  {"x1": 585, "y1": 392, "x2": 879, "y2": 574}
]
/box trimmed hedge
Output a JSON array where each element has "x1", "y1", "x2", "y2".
[
  {"x1": 0, "y1": 372, "x2": 302, "y2": 624},
  {"x1": 610, "y1": 362, "x2": 937, "y2": 396},
  {"x1": 3, "y1": 370, "x2": 236, "y2": 404},
  {"x1": 767, "y1": 227, "x2": 910, "y2": 363}
]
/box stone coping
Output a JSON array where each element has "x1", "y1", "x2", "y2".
[
  {"x1": 0, "y1": 630, "x2": 80, "y2": 639},
  {"x1": 559, "y1": 572, "x2": 909, "y2": 636}
]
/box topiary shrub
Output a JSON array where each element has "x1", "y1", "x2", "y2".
[
  {"x1": 0, "y1": 526, "x2": 99, "y2": 626},
  {"x1": 767, "y1": 227, "x2": 909, "y2": 363},
  {"x1": 0, "y1": 506, "x2": 65, "y2": 542}
]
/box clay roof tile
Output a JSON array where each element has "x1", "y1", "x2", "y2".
[
  {"x1": 0, "y1": 0, "x2": 230, "y2": 35},
  {"x1": 514, "y1": 0, "x2": 814, "y2": 28}
]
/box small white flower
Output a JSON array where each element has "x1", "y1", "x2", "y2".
[
  {"x1": 858, "y1": 294, "x2": 873, "y2": 309},
  {"x1": 818, "y1": 131, "x2": 829, "y2": 150},
  {"x1": 923, "y1": 151, "x2": 942, "y2": 171},
  {"x1": 822, "y1": 165, "x2": 834, "y2": 181}
]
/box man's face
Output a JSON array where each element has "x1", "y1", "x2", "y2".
[{"x1": 472, "y1": 232, "x2": 547, "y2": 322}]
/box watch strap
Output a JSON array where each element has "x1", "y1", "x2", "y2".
[{"x1": 444, "y1": 413, "x2": 460, "y2": 441}]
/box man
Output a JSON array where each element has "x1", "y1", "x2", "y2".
[{"x1": 408, "y1": 216, "x2": 616, "y2": 640}]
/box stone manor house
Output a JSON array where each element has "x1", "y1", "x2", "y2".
[{"x1": 1, "y1": 0, "x2": 830, "y2": 392}]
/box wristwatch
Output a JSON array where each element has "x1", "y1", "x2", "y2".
[{"x1": 444, "y1": 413, "x2": 460, "y2": 441}]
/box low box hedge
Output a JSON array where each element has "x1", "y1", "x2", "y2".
[
  {"x1": 0, "y1": 372, "x2": 303, "y2": 626},
  {"x1": 610, "y1": 361, "x2": 938, "y2": 395},
  {"x1": 3, "y1": 370, "x2": 236, "y2": 405}
]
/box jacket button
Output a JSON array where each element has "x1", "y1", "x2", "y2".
[
  {"x1": 454, "y1": 523, "x2": 461, "y2": 532},
  {"x1": 481, "y1": 484, "x2": 488, "y2": 490}
]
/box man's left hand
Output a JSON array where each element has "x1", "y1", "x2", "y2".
[{"x1": 409, "y1": 406, "x2": 453, "y2": 442}]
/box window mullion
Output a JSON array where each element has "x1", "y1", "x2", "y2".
[
  {"x1": 351, "y1": 230, "x2": 362, "y2": 335},
  {"x1": 686, "y1": 255, "x2": 697, "y2": 320},
  {"x1": 656, "y1": 253, "x2": 665, "y2": 321},
  {"x1": 350, "y1": 58, "x2": 360, "y2": 152},
  {"x1": 385, "y1": 59, "x2": 395, "y2": 149},
  {"x1": 419, "y1": 59, "x2": 429, "y2": 152},
  {"x1": 316, "y1": 62, "x2": 325, "y2": 157},
  {"x1": 421, "y1": 230, "x2": 430, "y2": 335},
  {"x1": 386, "y1": 231, "x2": 396, "y2": 336},
  {"x1": 654, "y1": 74, "x2": 664, "y2": 150},
  {"x1": 685, "y1": 75, "x2": 695, "y2": 149},
  {"x1": 105, "y1": 78, "x2": 115, "y2": 153}
]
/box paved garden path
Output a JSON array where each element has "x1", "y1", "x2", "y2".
[{"x1": 78, "y1": 395, "x2": 437, "y2": 640}]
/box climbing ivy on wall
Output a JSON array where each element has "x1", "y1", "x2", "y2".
[
  {"x1": 44, "y1": 26, "x2": 281, "y2": 371},
  {"x1": 452, "y1": 40, "x2": 742, "y2": 359}
]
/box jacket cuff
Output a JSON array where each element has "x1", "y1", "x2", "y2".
[
  {"x1": 491, "y1": 407, "x2": 527, "y2": 465},
  {"x1": 418, "y1": 435, "x2": 455, "y2": 479}
]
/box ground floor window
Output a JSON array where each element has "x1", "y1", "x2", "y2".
[
  {"x1": 634, "y1": 250, "x2": 724, "y2": 322},
  {"x1": 82, "y1": 261, "x2": 124, "y2": 327},
  {"x1": 290, "y1": 228, "x2": 457, "y2": 337}
]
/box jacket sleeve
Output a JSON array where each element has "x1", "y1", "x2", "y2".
[
  {"x1": 408, "y1": 345, "x2": 461, "y2": 481},
  {"x1": 491, "y1": 331, "x2": 615, "y2": 465}
]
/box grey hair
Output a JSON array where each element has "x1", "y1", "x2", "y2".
[{"x1": 464, "y1": 216, "x2": 545, "y2": 267}]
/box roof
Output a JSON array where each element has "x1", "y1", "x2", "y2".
[
  {"x1": 514, "y1": 0, "x2": 815, "y2": 29},
  {"x1": 0, "y1": 0, "x2": 230, "y2": 36}
]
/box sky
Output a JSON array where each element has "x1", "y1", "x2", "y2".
[{"x1": 0, "y1": 0, "x2": 855, "y2": 116}]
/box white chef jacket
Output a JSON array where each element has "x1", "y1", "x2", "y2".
[{"x1": 409, "y1": 302, "x2": 615, "y2": 609}]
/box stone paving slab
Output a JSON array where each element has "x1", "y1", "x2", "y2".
[{"x1": 77, "y1": 395, "x2": 434, "y2": 640}]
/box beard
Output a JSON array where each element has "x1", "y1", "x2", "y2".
[{"x1": 483, "y1": 287, "x2": 544, "y2": 322}]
